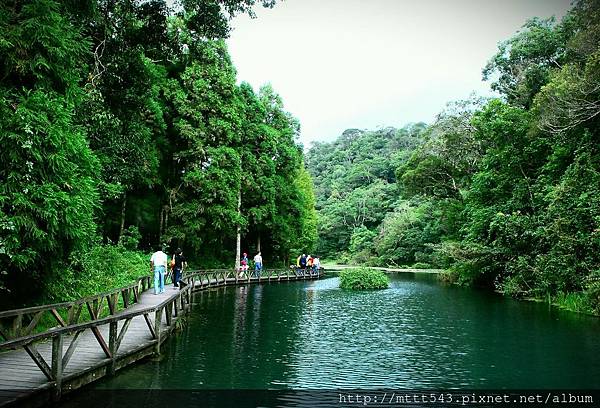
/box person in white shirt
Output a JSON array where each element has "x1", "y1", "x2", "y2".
[
  {"x1": 150, "y1": 246, "x2": 168, "y2": 294},
  {"x1": 253, "y1": 252, "x2": 263, "y2": 277},
  {"x1": 313, "y1": 257, "x2": 320, "y2": 274}
]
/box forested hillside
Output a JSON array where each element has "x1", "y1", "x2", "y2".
[
  {"x1": 306, "y1": 125, "x2": 427, "y2": 263},
  {"x1": 309, "y1": 0, "x2": 600, "y2": 314},
  {"x1": 0, "y1": 0, "x2": 316, "y2": 308}
]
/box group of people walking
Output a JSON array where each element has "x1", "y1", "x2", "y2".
[
  {"x1": 150, "y1": 247, "x2": 321, "y2": 294},
  {"x1": 295, "y1": 253, "x2": 320, "y2": 275},
  {"x1": 150, "y1": 247, "x2": 188, "y2": 295},
  {"x1": 239, "y1": 251, "x2": 263, "y2": 278},
  {"x1": 238, "y1": 252, "x2": 322, "y2": 277}
]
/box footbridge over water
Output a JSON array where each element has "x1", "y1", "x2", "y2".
[{"x1": 0, "y1": 268, "x2": 324, "y2": 407}]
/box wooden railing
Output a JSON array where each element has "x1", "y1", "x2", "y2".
[
  {"x1": 0, "y1": 267, "x2": 323, "y2": 403},
  {"x1": 0, "y1": 267, "x2": 323, "y2": 347},
  {"x1": 0, "y1": 274, "x2": 165, "y2": 344},
  {"x1": 182, "y1": 267, "x2": 323, "y2": 289},
  {"x1": 0, "y1": 272, "x2": 190, "y2": 398}
]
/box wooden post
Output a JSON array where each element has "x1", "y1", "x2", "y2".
[
  {"x1": 154, "y1": 308, "x2": 163, "y2": 355},
  {"x1": 165, "y1": 303, "x2": 172, "y2": 327},
  {"x1": 122, "y1": 288, "x2": 129, "y2": 309},
  {"x1": 186, "y1": 289, "x2": 191, "y2": 313},
  {"x1": 109, "y1": 321, "x2": 118, "y2": 375},
  {"x1": 12, "y1": 314, "x2": 22, "y2": 338},
  {"x1": 51, "y1": 334, "x2": 63, "y2": 401}
]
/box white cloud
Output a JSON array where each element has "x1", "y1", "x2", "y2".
[{"x1": 226, "y1": 0, "x2": 571, "y2": 147}]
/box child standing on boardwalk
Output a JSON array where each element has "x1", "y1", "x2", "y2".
[{"x1": 239, "y1": 253, "x2": 249, "y2": 277}]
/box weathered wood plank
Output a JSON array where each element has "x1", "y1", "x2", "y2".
[
  {"x1": 52, "y1": 334, "x2": 63, "y2": 399},
  {"x1": 50, "y1": 309, "x2": 67, "y2": 327},
  {"x1": 115, "y1": 318, "x2": 132, "y2": 352},
  {"x1": 22, "y1": 311, "x2": 45, "y2": 337},
  {"x1": 89, "y1": 327, "x2": 111, "y2": 358},
  {"x1": 23, "y1": 345, "x2": 52, "y2": 380},
  {"x1": 62, "y1": 330, "x2": 84, "y2": 369},
  {"x1": 143, "y1": 313, "x2": 156, "y2": 339}
]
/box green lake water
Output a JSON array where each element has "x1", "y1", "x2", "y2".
[{"x1": 81, "y1": 273, "x2": 600, "y2": 391}]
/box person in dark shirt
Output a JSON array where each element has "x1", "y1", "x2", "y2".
[
  {"x1": 299, "y1": 254, "x2": 307, "y2": 271},
  {"x1": 172, "y1": 248, "x2": 187, "y2": 288}
]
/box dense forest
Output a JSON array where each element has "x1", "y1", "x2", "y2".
[
  {"x1": 0, "y1": 0, "x2": 317, "y2": 308},
  {"x1": 1, "y1": 0, "x2": 599, "y2": 315},
  {"x1": 308, "y1": 0, "x2": 600, "y2": 314}
]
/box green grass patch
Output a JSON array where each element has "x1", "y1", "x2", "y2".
[
  {"x1": 339, "y1": 267, "x2": 389, "y2": 290},
  {"x1": 552, "y1": 291, "x2": 595, "y2": 315}
]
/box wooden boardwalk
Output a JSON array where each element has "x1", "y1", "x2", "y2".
[{"x1": 0, "y1": 268, "x2": 323, "y2": 407}]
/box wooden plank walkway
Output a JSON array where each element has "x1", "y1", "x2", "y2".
[
  {"x1": 0, "y1": 285, "x2": 184, "y2": 407},
  {"x1": 0, "y1": 268, "x2": 323, "y2": 408}
]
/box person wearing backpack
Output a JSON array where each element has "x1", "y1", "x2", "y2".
[{"x1": 172, "y1": 248, "x2": 187, "y2": 288}]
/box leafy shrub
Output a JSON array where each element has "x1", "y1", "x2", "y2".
[
  {"x1": 44, "y1": 244, "x2": 150, "y2": 303},
  {"x1": 412, "y1": 262, "x2": 431, "y2": 269},
  {"x1": 439, "y1": 270, "x2": 459, "y2": 284},
  {"x1": 585, "y1": 273, "x2": 600, "y2": 314},
  {"x1": 339, "y1": 267, "x2": 389, "y2": 290},
  {"x1": 120, "y1": 226, "x2": 142, "y2": 250}
]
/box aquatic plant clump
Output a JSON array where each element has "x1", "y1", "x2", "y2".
[{"x1": 339, "y1": 268, "x2": 389, "y2": 290}]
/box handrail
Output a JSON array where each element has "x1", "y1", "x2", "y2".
[
  {"x1": 0, "y1": 274, "x2": 162, "y2": 344},
  {"x1": 0, "y1": 268, "x2": 323, "y2": 347},
  {"x1": 0, "y1": 266, "x2": 323, "y2": 404},
  {"x1": 0, "y1": 274, "x2": 152, "y2": 319},
  {"x1": 0, "y1": 284, "x2": 191, "y2": 350}
]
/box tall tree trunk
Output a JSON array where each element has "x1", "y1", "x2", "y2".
[
  {"x1": 257, "y1": 234, "x2": 261, "y2": 252},
  {"x1": 164, "y1": 208, "x2": 169, "y2": 239},
  {"x1": 159, "y1": 206, "x2": 164, "y2": 246},
  {"x1": 235, "y1": 186, "x2": 241, "y2": 271},
  {"x1": 117, "y1": 191, "x2": 127, "y2": 245}
]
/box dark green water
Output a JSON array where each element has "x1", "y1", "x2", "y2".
[{"x1": 87, "y1": 273, "x2": 599, "y2": 390}]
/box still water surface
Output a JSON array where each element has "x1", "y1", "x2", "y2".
[{"x1": 90, "y1": 273, "x2": 600, "y2": 390}]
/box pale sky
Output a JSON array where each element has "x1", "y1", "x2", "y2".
[{"x1": 226, "y1": 0, "x2": 571, "y2": 148}]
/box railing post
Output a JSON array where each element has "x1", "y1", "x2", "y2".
[
  {"x1": 122, "y1": 288, "x2": 130, "y2": 309},
  {"x1": 165, "y1": 303, "x2": 172, "y2": 327},
  {"x1": 111, "y1": 293, "x2": 118, "y2": 315},
  {"x1": 12, "y1": 314, "x2": 23, "y2": 338},
  {"x1": 109, "y1": 321, "x2": 118, "y2": 375},
  {"x1": 174, "y1": 295, "x2": 179, "y2": 318},
  {"x1": 154, "y1": 308, "x2": 163, "y2": 355},
  {"x1": 51, "y1": 334, "x2": 63, "y2": 401}
]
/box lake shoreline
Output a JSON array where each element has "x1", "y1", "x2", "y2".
[{"x1": 323, "y1": 264, "x2": 443, "y2": 274}]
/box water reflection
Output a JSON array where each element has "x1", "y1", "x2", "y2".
[{"x1": 88, "y1": 274, "x2": 600, "y2": 391}]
